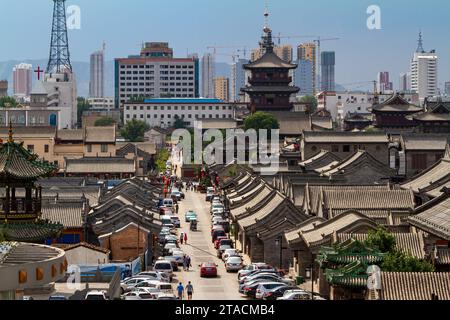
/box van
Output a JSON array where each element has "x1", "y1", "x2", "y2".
[
  {"x1": 154, "y1": 260, "x2": 174, "y2": 281},
  {"x1": 163, "y1": 198, "x2": 173, "y2": 208}
]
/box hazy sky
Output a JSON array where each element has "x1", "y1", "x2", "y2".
[{"x1": 2, "y1": 0, "x2": 450, "y2": 89}]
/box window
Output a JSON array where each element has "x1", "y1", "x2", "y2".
[
  {"x1": 101, "y1": 144, "x2": 108, "y2": 153},
  {"x1": 44, "y1": 145, "x2": 49, "y2": 153},
  {"x1": 86, "y1": 145, "x2": 92, "y2": 153},
  {"x1": 331, "y1": 145, "x2": 339, "y2": 153},
  {"x1": 343, "y1": 145, "x2": 351, "y2": 152},
  {"x1": 27, "y1": 145, "x2": 34, "y2": 153}
]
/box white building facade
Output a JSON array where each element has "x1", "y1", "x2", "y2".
[
  {"x1": 201, "y1": 53, "x2": 215, "y2": 98},
  {"x1": 123, "y1": 98, "x2": 243, "y2": 128},
  {"x1": 90, "y1": 49, "x2": 105, "y2": 98},
  {"x1": 411, "y1": 51, "x2": 438, "y2": 103}
]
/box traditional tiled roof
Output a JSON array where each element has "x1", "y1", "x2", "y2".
[
  {"x1": 238, "y1": 193, "x2": 285, "y2": 228},
  {"x1": 0, "y1": 139, "x2": 58, "y2": 180},
  {"x1": 268, "y1": 112, "x2": 312, "y2": 135},
  {"x1": 41, "y1": 200, "x2": 86, "y2": 229},
  {"x1": 401, "y1": 134, "x2": 449, "y2": 151},
  {"x1": 285, "y1": 217, "x2": 326, "y2": 243},
  {"x1": 311, "y1": 117, "x2": 333, "y2": 130},
  {"x1": 407, "y1": 189, "x2": 450, "y2": 240},
  {"x1": 61, "y1": 242, "x2": 110, "y2": 254},
  {"x1": 379, "y1": 272, "x2": 450, "y2": 300},
  {"x1": 0, "y1": 220, "x2": 63, "y2": 242},
  {"x1": 437, "y1": 249, "x2": 450, "y2": 265},
  {"x1": 230, "y1": 184, "x2": 273, "y2": 218},
  {"x1": 323, "y1": 189, "x2": 414, "y2": 213},
  {"x1": 303, "y1": 131, "x2": 389, "y2": 143},
  {"x1": 298, "y1": 211, "x2": 378, "y2": 248},
  {"x1": 57, "y1": 129, "x2": 83, "y2": 141},
  {"x1": 401, "y1": 157, "x2": 450, "y2": 193},
  {"x1": 244, "y1": 52, "x2": 297, "y2": 69},
  {"x1": 65, "y1": 157, "x2": 135, "y2": 174},
  {"x1": 372, "y1": 94, "x2": 423, "y2": 113},
  {"x1": 84, "y1": 126, "x2": 116, "y2": 144},
  {"x1": 337, "y1": 233, "x2": 426, "y2": 259},
  {"x1": 316, "y1": 150, "x2": 395, "y2": 177},
  {"x1": 413, "y1": 101, "x2": 450, "y2": 122},
  {"x1": 116, "y1": 142, "x2": 156, "y2": 158}
]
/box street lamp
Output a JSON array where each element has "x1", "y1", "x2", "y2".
[{"x1": 274, "y1": 235, "x2": 283, "y2": 270}]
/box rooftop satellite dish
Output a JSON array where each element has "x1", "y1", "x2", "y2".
[{"x1": 366, "y1": 265, "x2": 381, "y2": 290}]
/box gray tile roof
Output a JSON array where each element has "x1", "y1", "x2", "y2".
[
  {"x1": 65, "y1": 157, "x2": 135, "y2": 174},
  {"x1": 401, "y1": 157, "x2": 450, "y2": 193},
  {"x1": 41, "y1": 200, "x2": 86, "y2": 228},
  {"x1": 303, "y1": 131, "x2": 389, "y2": 143},
  {"x1": 401, "y1": 134, "x2": 449, "y2": 151},
  {"x1": 84, "y1": 126, "x2": 116, "y2": 143},
  {"x1": 380, "y1": 272, "x2": 450, "y2": 300}
]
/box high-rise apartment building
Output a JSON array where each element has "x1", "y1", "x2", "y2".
[
  {"x1": 0, "y1": 80, "x2": 7, "y2": 97},
  {"x1": 410, "y1": 32, "x2": 438, "y2": 102},
  {"x1": 377, "y1": 71, "x2": 393, "y2": 93},
  {"x1": 231, "y1": 58, "x2": 248, "y2": 102},
  {"x1": 445, "y1": 82, "x2": 450, "y2": 95},
  {"x1": 274, "y1": 45, "x2": 293, "y2": 62},
  {"x1": 201, "y1": 53, "x2": 215, "y2": 98},
  {"x1": 115, "y1": 42, "x2": 199, "y2": 108},
  {"x1": 399, "y1": 73, "x2": 412, "y2": 92},
  {"x1": 321, "y1": 51, "x2": 335, "y2": 92},
  {"x1": 13, "y1": 63, "x2": 33, "y2": 97},
  {"x1": 213, "y1": 77, "x2": 230, "y2": 101},
  {"x1": 297, "y1": 43, "x2": 317, "y2": 93},
  {"x1": 294, "y1": 59, "x2": 314, "y2": 96},
  {"x1": 90, "y1": 45, "x2": 105, "y2": 98}
]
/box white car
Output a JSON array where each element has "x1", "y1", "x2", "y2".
[
  {"x1": 85, "y1": 290, "x2": 107, "y2": 300},
  {"x1": 136, "y1": 271, "x2": 170, "y2": 283},
  {"x1": 122, "y1": 291, "x2": 155, "y2": 300},
  {"x1": 222, "y1": 249, "x2": 240, "y2": 262},
  {"x1": 225, "y1": 256, "x2": 244, "y2": 272},
  {"x1": 120, "y1": 277, "x2": 154, "y2": 293},
  {"x1": 277, "y1": 290, "x2": 325, "y2": 300},
  {"x1": 154, "y1": 260, "x2": 174, "y2": 281},
  {"x1": 237, "y1": 263, "x2": 274, "y2": 280},
  {"x1": 170, "y1": 250, "x2": 185, "y2": 265}
]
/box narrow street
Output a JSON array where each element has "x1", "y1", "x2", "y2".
[{"x1": 173, "y1": 188, "x2": 245, "y2": 300}]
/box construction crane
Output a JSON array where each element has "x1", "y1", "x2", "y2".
[
  {"x1": 273, "y1": 33, "x2": 317, "y2": 46},
  {"x1": 213, "y1": 52, "x2": 241, "y2": 64},
  {"x1": 206, "y1": 45, "x2": 248, "y2": 57}
]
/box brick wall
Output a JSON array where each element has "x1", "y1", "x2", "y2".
[{"x1": 99, "y1": 224, "x2": 148, "y2": 261}]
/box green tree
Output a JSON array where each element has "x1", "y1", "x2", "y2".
[
  {"x1": 0, "y1": 96, "x2": 18, "y2": 108},
  {"x1": 0, "y1": 228, "x2": 5, "y2": 242},
  {"x1": 77, "y1": 97, "x2": 91, "y2": 126},
  {"x1": 365, "y1": 227, "x2": 396, "y2": 253},
  {"x1": 173, "y1": 117, "x2": 185, "y2": 129},
  {"x1": 155, "y1": 148, "x2": 170, "y2": 173},
  {"x1": 244, "y1": 112, "x2": 279, "y2": 131},
  {"x1": 120, "y1": 119, "x2": 150, "y2": 142},
  {"x1": 299, "y1": 95, "x2": 318, "y2": 113},
  {"x1": 94, "y1": 117, "x2": 115, "y2": 127},
  {"x1": 381, "y1": 250, "x2": 435, "y2": 272}
]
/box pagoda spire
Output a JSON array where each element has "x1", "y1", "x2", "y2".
[
  {"x1": 260, "y1": 1, "x2": 274, "y2": 54},
  {"x1": 416, "y1": 30, "x2": 425, "y2": 53},
  {"x1": 8, "y1": 121, "x2": 14, "y2": 143}
]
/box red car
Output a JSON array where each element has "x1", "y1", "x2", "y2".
[
  {"x1": 200, "y1": 262, "x2": 218, "y2": 278},
  {"x1": 214, "y1": 236, "x2": 228, "y2": 249}
]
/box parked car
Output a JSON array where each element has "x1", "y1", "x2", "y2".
[
  {"x1": 241, "y1": 281, "x2": 282, "y2": 299},
  {"x1": 237, "y1": 263, "x2": 274, "y2": 280},
  {"x1": 157, "y1": 293, "x2": 178, "y2": 300},
  {"x1": 225, "y1": 256, "x2": 244, "y2": 272},
  {"x1": 48, "y1": 295, "x2": 68, "y2": 300},
  {"x1": 170, "y1": 216, "x2": 181, "y2": 228},
  {"x1": 200, "y1": 262, "x2": 218, "y2": 278},
  {"x1": 210, "y1": 204, "x2": 225, "y2": 214},
  {"x1": 122, "y1": 291, "x2": 154, "y2": 300},
  {"x1": 212, "y1": 229, "x2": 227, "y2": 243},
  {"x1": 239, "y1": 273, "x2": 290, "y2": 285},
  {"x1": 160, "y1": 256, "x2": 179, "y2": 271},
  {"x1": 217, "y1": 244, "x2": 232, "y2": 258},
  {"x1": 255, "y1": 283, "x2": 288, "y2": 299},
  {"x1": 154, "y1": 260, "x2": 174, "y2": 281},
  {"x1": 170, "y1": 250, "x2": 185, "y2": 265},
  {"x1": 171, "y1": 190, "x2": 182, "y2": 201},
  {"x1": 163, "y1": 243, "x2": 178, "y2": 255},
  {"x1": 262, "y1": 285, "x2": 299, "y2": 300},
  {"x1": 85, "y1": 290, "x2": 107, "y2": 300},
  {"x1": 185, "y1": 210, "x2": 197, "y2": 222},
  {"x1": 163, "y1": 198, "x2": 174, "y2": 208},
  {"x1": 120, "y1": 277, "x2": 152, "y2": 293},
  {"x1": 214, "y1": 236, "x2": 228, "y2": 249},
  {"x1": 136, "y1": 271, "x2": 170, "y2": 283},
  {"x1": 222, "y1": 249, "x2": 240, "y2": 262},
  {"x1": 276, "y1": 290, "x2": 324, "y2": 300}
]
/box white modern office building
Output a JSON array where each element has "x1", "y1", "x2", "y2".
[
  {"x1": 410, "y1": 33, "x2": 438, "y2": 103},
  {"x1": 123, "y1": 98, "x2": 246, "y2": 128},
  {"x1": 90, "y1": 46, "x2": 105, "y2": 98}
]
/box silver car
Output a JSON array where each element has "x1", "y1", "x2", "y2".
[{"x1": 225, "y1": 256, "x2": 244, "y2": 272}]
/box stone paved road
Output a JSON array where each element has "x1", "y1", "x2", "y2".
[{"x1": 173, "y1": 188, "x2": 245, "y2": 300}]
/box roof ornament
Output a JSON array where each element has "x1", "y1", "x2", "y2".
[
  {"x1": 261, "y1": 0, "x2": 274, "y2": 54},
  {"x1": 8, "y1": 121, "x2": 14, "y2": 143}
]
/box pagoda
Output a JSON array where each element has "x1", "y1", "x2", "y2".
[
  {"x1": 0, "y1": 125, "x2": 62, "y2": 242},
  {"x1": 242, "y1": 11, "x2": 299, "y2": 112}
]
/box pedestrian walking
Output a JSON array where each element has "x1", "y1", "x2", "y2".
[
  {"x1": 177, "y1": 282, "x2": 184, "y2": 300},
  {"x1": 186, "y1": 255, "x2": 192, "y2": 271},
  {"x1": 183, "y1": 255, "x2": 188, "y2": 271},
  {"x1": 179, "y1": 232, "x2": 184, "y2": 245},
  {"x1": 184, "y1": 232, "x2": 188, "y2": 245},
  {"x1": 186, "y1": 281, "x2": 194, "y2": 300},
  {"x1": 175, "y1": 203, "x2": 179, "y2": 214}
]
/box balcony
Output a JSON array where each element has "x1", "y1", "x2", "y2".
[{"x1": 0, "y1": 197, "x2": 42, "y2": 219}]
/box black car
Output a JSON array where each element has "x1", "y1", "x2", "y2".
[{"x1": 263, "y1": 286, "x2": 299, "y2": 300}]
